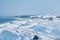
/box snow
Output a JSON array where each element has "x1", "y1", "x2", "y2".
[{"x1": 0, "y1": 15, "x2": 60, "y2": 40}]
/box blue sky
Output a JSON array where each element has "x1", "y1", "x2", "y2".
[{"x1": 0, "y1": 0, "x2": 60, "y2": 16}]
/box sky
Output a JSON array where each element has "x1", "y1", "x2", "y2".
[{"x1": 0, "y1": 0, "x2": 60, "y2": 16}]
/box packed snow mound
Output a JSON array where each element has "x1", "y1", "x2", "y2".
[{"x1": 0, "y1": 15, "x2": 60, "y2": 40}]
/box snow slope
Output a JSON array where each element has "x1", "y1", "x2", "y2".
[{"x1": 0, "y1": 15, "x2": 60, "y2": 40}]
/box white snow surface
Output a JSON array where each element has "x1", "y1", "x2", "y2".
[{"x1": 0, "y1": 15, "x2": 60, "y2": 40}]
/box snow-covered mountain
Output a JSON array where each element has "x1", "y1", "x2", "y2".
[{"x1": 0, "y1": 15, "x2": 60, "y2": 40}]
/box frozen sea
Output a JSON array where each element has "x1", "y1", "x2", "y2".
[{"x1": 0, "y1": 15, "x2": 60, "y2": 40}]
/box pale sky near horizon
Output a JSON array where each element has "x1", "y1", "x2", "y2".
[{"x1": 0, "y1": 0, "x2": 60, "y2": 16}]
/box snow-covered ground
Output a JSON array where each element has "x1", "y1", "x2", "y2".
[{"x1": 0, "y1": 15, "x2": 60, "y2": 40}]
